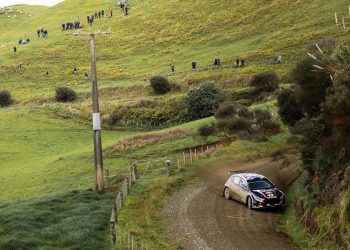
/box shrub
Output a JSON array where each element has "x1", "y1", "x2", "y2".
[
  {"x1": 292, "y1": 55, "x2": 332, "y2": 115},
  {"x1": 215, "y1": 102, "x2": 236, "y2": 119},
  {"x1": 55, "y1": 87, "x2": 77, "y2": 102},
  {"x1": 277, "y1": 89, "x2": 303, "y2": 126},
  {"x1": 250, "y1": 72, "x2": 279, "y2": 93},
  {"x1": 198, "y1": 123, "x2": 216, "y2": 137},
  {"x1": 149, "y1": 76, "x2": 171, "y2": 94},
  {"x1": 307, "y1": 38, "x2": 337, "y2": 51},
  {"x1": 217, "y1": 117, "x2": 251, "y2": 134},
  {"x1": 185, "y1": 82, "x2": 227, "y2": 120},
  {"x1": 0, "y1": 90, "x2": 13, "y2": 107}
]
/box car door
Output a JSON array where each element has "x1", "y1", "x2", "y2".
[
  {"x1": 237, "y1": 178, "x2": 249, "y2": 203},
  {"x1": 230, "y1": 176, "x2": 241, "y2": 201}
]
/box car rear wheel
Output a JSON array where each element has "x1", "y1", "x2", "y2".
[
  {"x1": 247, "y1": 196, "x2": 253, "y2": 209},
  {"x1": 223, "y1": 187, "x2": 230, "y2": 200}
]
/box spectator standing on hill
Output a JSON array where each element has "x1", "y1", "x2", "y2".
[
  {"x1": 13, "y1": 46, "x2": 17, "y2": 53},
  {"x1": 87, "y1": 15, "x2": 90, "y2": 23},
  {"x1": 192, "y1": 60, "x2": 197, "y2": 70},
  {"x1": 125, "y1": 6, "x2": 129, "y2": 15},
  {"x1": 73, "y1": 67, "x2": 77, "y2": 75},
  {"x1": 241, "y1": 59, "x2": 245, "y2": 67},
  {"x1": 171, "y1": 64, "x2": 175, "y2": 73},
  {"x1": 98, "y1": 11, "x2": 101, "y2": 18},
  {"x1": 94, "y1": 11, "x2": 97, "y2": 18},
  {"x1": 109, "y1": 9, "x2": 113, "y2": 17},
  {"x1": 84, "y1": 71, "x2": 89, "y2": 80},
  {"x1": 62, "y1": 23, "x2": 65, "y2": 31},
  {"x1": 37, "y1": 29, "x2": 40, "y2": 37},
  {"x1": 102, "y1": 10, "x2": 105, "y2": 17}
]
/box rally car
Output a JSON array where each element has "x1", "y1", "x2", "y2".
[{"x1": 223, "y1": 172, "x2": 285, "y2": 209}]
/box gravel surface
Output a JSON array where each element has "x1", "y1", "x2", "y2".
[{"x1": 164, "y1": 158, "x2": 299, "y2": 250}]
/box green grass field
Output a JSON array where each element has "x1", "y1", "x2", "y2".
[{"x1": 0, "y1": 0, "x2": 349, "y2": 248}]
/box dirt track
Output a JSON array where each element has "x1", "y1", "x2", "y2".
[{"x1": 164, "y1": 157, "x2": 299, "y2": 249}]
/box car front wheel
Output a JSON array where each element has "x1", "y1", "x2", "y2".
[
  {"x1": 247, "y1": 196, "x2": 253, "y2": 209},
  {"x1": 223, "y1": 187, "x2": 230, "y2": 200}
]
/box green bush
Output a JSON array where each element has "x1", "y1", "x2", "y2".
[
  {"x1": 150, "y1": 76, "x2": 171, "y2": 94},
  {"x1": 292, "y1": 55, "x2": 332, "y2": 115},
  {"x1": 55, "y1": 87, "x2": 77, "y2": 102},
  {"x1": 198, "y1": 123, "x2": 216, "y2": 137},
  {"x1": 215, "y1": 101, "x2": 236, "y2": 119},
  {"x1": 250, "y1": 71, "x2": 279, "y2": 93},
  {"x1": 0, "y1": 90, "x2": 13, "y2": 107},
  {"x1": 277, "y1": 89, "x2": 303, "y2": 126},
  {"x1": 185, "y1": 82, "x2": 227, "y2": 120}
]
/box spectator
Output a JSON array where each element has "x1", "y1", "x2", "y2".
[
  {"x1": 109, "y1": 9, "x2": 113, "y2": 17},
  {"x1": 192, "y1": 60, "x2": 197, "y2": 70},
  {"x1": 13, "y1": 46, "x2": 17, "y2": 53},
  {"x1": 84, "y1": 71, "x2": 89, "y2": 80},
  {"x1": 37, "y1": 29, "x2": 40, "y2": 37},
  {"x1": 73, "y1": 67, "x2": 77, "y2": 75},
  {"x1": 171, "y1": 64, "x2": 175, "y2": 73},
  {"x1": 62, "y1": 23, "x2": 65, "y2": 31},
  {"x1": 236, "y1": 59, "x2": 239, "y2": 67},
  {"x1": 98, "y1": 11, "x2": 101, "y2": 18},
  {"x1": 125, "y1": 6, "x2": 129, "y2": 15},
  {"x1": 87, "y1": 16, "x2": 90, "y2": 23},
  {"x1": 241, "y1": 59, "x2": 245, "y2": 67},
  {"x1": 102, "y1": 10, "x2": 105, "y2": 16}
]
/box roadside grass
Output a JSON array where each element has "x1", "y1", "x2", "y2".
[
  {"x1": 0, "y1": 189, "x2": 114, "y2": 250},
  {"x1": 279, "y1": 176, "x2": 341, "y2": 250}
]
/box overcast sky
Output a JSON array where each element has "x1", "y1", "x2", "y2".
[{"x1": 0, "y1": 0, "x2": 64, "y2": 7}]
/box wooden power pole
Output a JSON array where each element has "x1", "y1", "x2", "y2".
[{"x1": 73, "y1": 30, "x2": 112, "y2": 192}]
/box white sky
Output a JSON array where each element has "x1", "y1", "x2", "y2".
[{"x1": 0, "y1": 0, "x2": 64, "y2": 7}]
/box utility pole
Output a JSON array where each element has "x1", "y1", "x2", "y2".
[{"x1": 73, "y1": 30, "x2": 112, "y2": 192}]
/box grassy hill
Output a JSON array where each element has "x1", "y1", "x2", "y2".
[
  {"x1": 0, "y1": 0, "x2": 349, "y2": 248},
  {"x1": 0, "y1": 0, "x2": 348, "y2": 103}
]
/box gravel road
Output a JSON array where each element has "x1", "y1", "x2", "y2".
[{"x1": 165, "y1": 158, "x2": 299, "y2": 249}]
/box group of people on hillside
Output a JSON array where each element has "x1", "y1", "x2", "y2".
[
  {"x1": 117, "y1": 1, "x2": 129, "y2": 16},
  {"x1": 18, "y1": 38, "x2": 30, "y2": 45},
  {"x1": 87, "y1": 9, "x2": 113, "y2": 25},
  {"x1": 36, "y1": 28, "x2": 48, "y2": 38},
  {"x1": 61, "y1": 20, "x2": 81, "y2": 31}
]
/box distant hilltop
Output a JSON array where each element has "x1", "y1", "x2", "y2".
[{"x1": 0, "y1": 7, "x2": 23, "y2": 15}]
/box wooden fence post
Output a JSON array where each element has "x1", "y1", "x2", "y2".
[
  {"x1": 183, "y1": 151, "x2": 186, "y2": 165},
  {"x1": 105, "y1": 169, "x2": 110, "y2": 188},
  {"x1": 190, "y1": 149, "x2": 193, "y2": 163},
  {"x1": 165, "y1": 160, "x2": 173, "y2": 176},
  {"x1": 110, "y1": 209, "x2": 116, "y2": 245},
  {"x1": 177, "y1": 156, "x2": 180, "y2": 170}
]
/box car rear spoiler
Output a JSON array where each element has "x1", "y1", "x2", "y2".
[{"x1": 228, "y1": 170, "x2": 250, "y2": 175}]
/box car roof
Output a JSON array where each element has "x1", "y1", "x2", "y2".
[{"x1": 231, "y1": 173, "x2": 267, "y2": 181}]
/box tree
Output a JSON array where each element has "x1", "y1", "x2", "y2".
[
  {"x1": 250, "y1": 71, "x2": 279, "y2": 93},
  {"x1": 185, "y1": 82, "x2": 227, "y2": 120},
  {"x1": 277, "y1": 89, "x2": 303, "y2": 126}
]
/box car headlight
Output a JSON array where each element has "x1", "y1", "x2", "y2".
[{"x1": 252, "y1": 194, "x2": 265, "y2": 203}]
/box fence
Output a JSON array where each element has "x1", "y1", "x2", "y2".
[
  {"x1": 113, "y1": 119, "x2": 181, "y2": 130},
  {"x1": 107, "y1": 142, "x2": 221, "y2": 248}
]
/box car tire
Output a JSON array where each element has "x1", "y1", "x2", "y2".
[
  {"x1": 223, "y1": 187, "x2": 230, "y2": 200},
  {"x1": 247, "y1": 196, "x2": 253, "y2": 209}
]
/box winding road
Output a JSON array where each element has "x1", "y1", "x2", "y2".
[{"x1": 165, "y1": 157, "x2": 299, "y2": 249}]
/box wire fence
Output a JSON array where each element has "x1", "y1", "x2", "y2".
[{"x1": 106, "y1": 142, "x2": 222, "y2": 248}]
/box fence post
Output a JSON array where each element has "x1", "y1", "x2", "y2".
[
  {"x1": 165, "y1": 160, "x2": 173, "y2": 176},
  {"x1": 190, "y1": 149, "x2": 193, "y2": 163},
  {"x1": 194, "y1": 148, "x2": 197, "y2": 159},
  {"x1": 137, "y1": 237, "x2": 141, "y2": 250},
  {"x1": 128, "y1": 173, "x2": 132, "y2": 189},
  {"x1": 177, "y1": 156, "x2": 180, "y2": 170},
  {"x1": 183, "y1": 151, "x2": 186, "y2": 165},
  {"x1": 132, "y1": 163, "x2": 139, "y2": 181},
  {"x1": 110, "y1": 209, "x2": 116, "y2": 245},
  {"x1": 105, "y1": 169, "x2": 110, "y2": 187}
]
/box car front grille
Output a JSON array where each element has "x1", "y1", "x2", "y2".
[{"x1": 265, "y1": 198, "x2": 280, "y2": 205}]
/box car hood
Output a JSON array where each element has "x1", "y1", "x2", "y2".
[{"x1": 252, "y1": 189, "x2": 280, "y2": 198}]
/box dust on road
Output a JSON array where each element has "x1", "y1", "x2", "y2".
[{"x1": 165, "y1": 157, "x2": 299, "y2": 249}]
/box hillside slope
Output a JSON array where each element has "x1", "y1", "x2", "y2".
[{"x1": 0, "y1": 0, "x2": 348, "y2": 102}]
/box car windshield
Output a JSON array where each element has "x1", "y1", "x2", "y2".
[{"x1": 248, "y1": 179, "x2": 274, "y2": 190}]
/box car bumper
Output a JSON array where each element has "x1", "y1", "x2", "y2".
[{"x1": 252, "y1": 199, "x2": 285, "y2": 209}]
